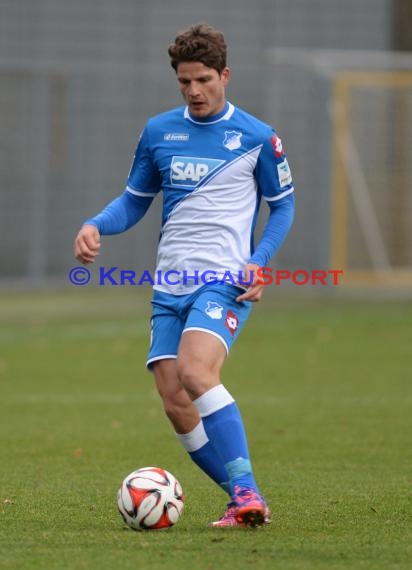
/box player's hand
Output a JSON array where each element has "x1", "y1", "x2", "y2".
[
  {"x1": 236, "y1": 263, "x2": 265, "y2": 303},
  {"x1": 74, "y1": 224, "x2": 101, "y2": 264}
]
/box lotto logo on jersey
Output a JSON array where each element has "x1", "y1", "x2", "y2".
[
  {"x1": 271, "y1": 135, "x2": 284, "y2": 158},
  {"x1": 170, "y1": 156, "x2": 225, "y2": 187},
  {"x1": 225, "y1": 310, "x2": 239, "y2": 336}
]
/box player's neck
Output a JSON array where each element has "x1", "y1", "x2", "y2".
[{"x1": 186, "y1": 101, "x2": 230, "y2": 124}]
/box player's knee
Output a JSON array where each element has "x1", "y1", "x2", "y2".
[
  {"x1": 162, "y1": 401, "x2": 182, "y2": 424},
  {"x1": 176, "y1": 358, "x2": 214, "y2": 399},
  {"x1": 162, "y1": 395, "x2": 193, "y2": 427},
  {"x1": 155, "y1": 382, "x2": 191, "y2": 420}
]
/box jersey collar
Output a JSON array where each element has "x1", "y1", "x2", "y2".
[{"x1": 184, "y1": 101, "x2": 235, "y2": 125}]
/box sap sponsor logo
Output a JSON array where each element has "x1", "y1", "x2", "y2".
[
  {"x1": 271, "y1": 135, "x2": 283, "y2": 158},
  {"x1": 277, "y1": 159, "x2": 292, "y2": 188},
  {"x1": 223, "y1": 130, "x2": 242, "y2": 151},
  {"x1": 164, "y1": 133, "x2": 189, "y2": 142},
  {"x1": 170, "y1": 156, "x2": 225, "y2": 186},
  {"x1": 205, "y1": 301, "x2": 224, "y2": 320}
]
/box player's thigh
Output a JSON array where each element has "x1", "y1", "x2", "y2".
[
  {"x1": 177, "y1": 284, "x2": 252, "y2": 396},
  {"x1": 178, "y1": 330, "x2": 226, "y2": 377}
]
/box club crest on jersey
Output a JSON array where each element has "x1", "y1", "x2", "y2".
[
  {"x1": 205, "y1": 301, "x2": 224, "y2": 320},
  {"x1": 223, "y1": 131, "x2": 243, "y2": 151},
  {"x1": 225, "y1": 310, "x2": 239, "y2": 336},
  {"x1": 170, "y1": 156, "x2": 225, "y2": 187}
]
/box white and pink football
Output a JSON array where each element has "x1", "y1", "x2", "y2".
[{"x1": 117, "y1": 467, "x2": 184, "y2": 531}]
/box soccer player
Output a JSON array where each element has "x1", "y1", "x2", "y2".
[{"x1": 74, "y1": 23, "x2": 295, "y2": 527}]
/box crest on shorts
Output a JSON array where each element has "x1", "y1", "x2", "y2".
[
  {"x1": 205, "y1": 301, "x2": 224, "y2": 320},
  {"x1": 223, "y1": 130, "x2": 242, "y2": 151}
]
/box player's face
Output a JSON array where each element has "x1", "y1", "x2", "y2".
[{"x1": 176, "y1": 62, "x2": 230, "y2": 118}]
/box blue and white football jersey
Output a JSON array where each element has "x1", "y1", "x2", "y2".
[{"x1": 127, "y1": 101, "x2": 294, "y2": 294}]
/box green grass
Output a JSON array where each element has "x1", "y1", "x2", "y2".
[{"x1": 0, "y1": 288, "x2": 411, "y2": 569}]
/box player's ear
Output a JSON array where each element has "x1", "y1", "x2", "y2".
[{"x1": 221, "y1": 67, "x2": 230, "y2": 86}]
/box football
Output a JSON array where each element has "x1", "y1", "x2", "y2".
[{"x1": 117, "y1": 467, "x2": 184, "y2": 531}]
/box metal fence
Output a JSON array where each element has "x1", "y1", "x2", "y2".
[
  {"x1": 263, "y1": 48, "x2": 412, "y2": 287},
  {"x1": 1, "y1": 0, "x2": 403, "y2": 290}
]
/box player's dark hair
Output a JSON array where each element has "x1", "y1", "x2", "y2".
[{"x1": 168, "y1": 23, "x2": 227, "y2": 74}]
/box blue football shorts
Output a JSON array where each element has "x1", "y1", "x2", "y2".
[{"x1": 146, "y1": 283, "x2": 252, "y2": 369}]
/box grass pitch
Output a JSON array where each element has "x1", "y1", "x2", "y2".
[{"x1": 0, "y1": 288, "x2": 411, "y2": 569}]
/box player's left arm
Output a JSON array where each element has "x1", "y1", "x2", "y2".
[
  {"x1": 236, "y1": 196, "x2": 295, "y2": 301},
  {"x1": 236, "y1": 131, "x2": 295, "y2": 302}
]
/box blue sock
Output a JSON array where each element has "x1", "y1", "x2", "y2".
[
  {"x1": 176, "y1": 422, "x2": 230, "y2": 495},
  {"x1": 194, "y1": 385, "x2": 259, "y2": 496},
  {"x1": 190, "y1": 443, "x2": 230, "y2": 494}
]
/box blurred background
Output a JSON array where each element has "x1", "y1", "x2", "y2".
[{"x1": 0, "y1": 0, "x2": 411, "y2": 293}]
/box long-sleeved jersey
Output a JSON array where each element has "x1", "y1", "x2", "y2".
[{"x1": 87, "y1": 101, "x2": 295, "y2": 294}]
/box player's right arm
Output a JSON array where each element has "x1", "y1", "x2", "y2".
[
  {"x1": 73, "y1": 124, "x2": 160, "y2": 265},
  {"x1": 73, "y1": 191, "x2": 154, "y2": 264},
  {"x1": 74, "y1": 223, "x2": 101, "y2": 265}
]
